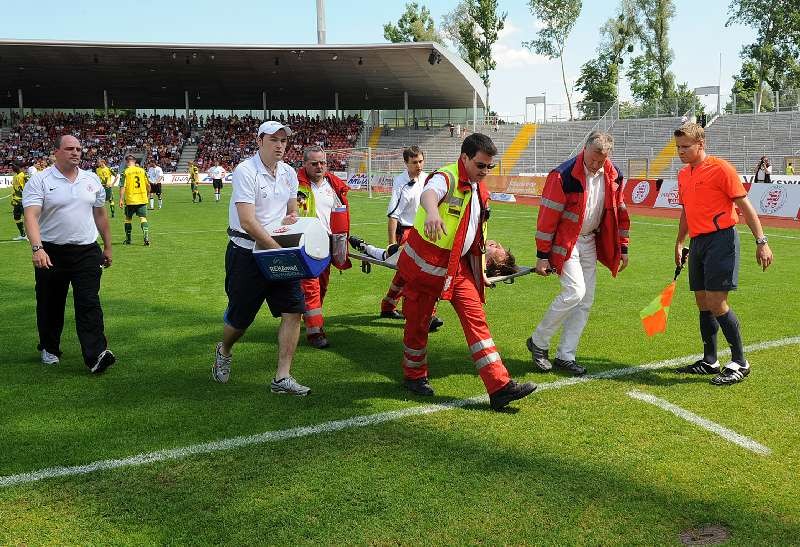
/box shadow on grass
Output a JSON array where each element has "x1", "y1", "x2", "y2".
[{"x1": 3, "y1": 411, "x2": 796, "y2": 544}]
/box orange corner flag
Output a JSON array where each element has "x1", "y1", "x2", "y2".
[{"x1": 640, "y1": 281, "x2": 677, "y2": 336}]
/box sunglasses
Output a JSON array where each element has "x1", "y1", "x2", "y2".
[
  {"x1": 308, "y1": 160, "x2": 327, "y2": 166},
  {"x1": 474, "y1": 161, "x2": 496, "y2": 170}
]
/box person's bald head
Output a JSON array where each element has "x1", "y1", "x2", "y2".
[{"x1": 53, "y1": 135, "x2": 82, "y2": 170}]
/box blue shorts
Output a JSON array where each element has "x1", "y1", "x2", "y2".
[
  {"x1": 688, "y1": 227, "x2": 740, "y2": 292},
  {"x1": 223, "y1": 241, "x2": 305, "y2": 329}
]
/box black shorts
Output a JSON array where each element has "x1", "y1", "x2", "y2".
[
  {"x1": 223, "y1": 241, "x2": 305, "y2": 329},
  {"x1": 150, "y1": 183, "x2": 162, "y2": 195},
  {"x1": 688, "y1": 227, "x2": 740, "y2": 292},
  {"x1": 395, "y1": 224, "x2": 411, "y2": 241},
  {"x1": 212, "y1": 179, "x2": 223, "y2": 190}
]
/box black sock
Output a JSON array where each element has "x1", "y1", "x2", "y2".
[
  {"x1": 716, "y1": 309, "x2": 745, "y2": 365},
  {"x1": 699, "y1": 311, "x2": 719, "y2": 364}
]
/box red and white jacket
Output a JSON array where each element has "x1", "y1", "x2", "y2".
[
  {"x1": 397, "y1": 160, "x2": 491, "y2": 302},
  {"x1": 535, "y1": 152, "x2": 630, "y2": 275}
]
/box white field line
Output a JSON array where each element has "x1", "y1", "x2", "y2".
[
  {"x1": 627, "y1": 390, "x2": 771, "y2": 456},
  {"x1": 1, "y1": 336, "x2": 797, "y2": 488}
]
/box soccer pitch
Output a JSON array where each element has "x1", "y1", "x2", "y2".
[{"x1": 1, "y1": 186, "x2": 799, "y2": 544}]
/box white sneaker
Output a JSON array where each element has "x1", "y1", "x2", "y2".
[
  {"x1": 13, "y1": 235, "x2": 27, "y2": 241},
  {"x1": 212, "y1": 342, "x2": 231, "y2": 383},
  {"x1": 270, "y1": 376, "x2": 310, "y2": 396},
  {"x1": 41, "y1": 349, "x2": 59, "y2": 365}
]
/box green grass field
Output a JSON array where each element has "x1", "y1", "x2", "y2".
[{"x1": 1, "y1": 185, "x2": 798, "y2": 545}]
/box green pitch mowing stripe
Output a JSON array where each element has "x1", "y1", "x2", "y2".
[
  {"x1": 2, "y1": 335, "x2": 796, "y2": 489},
  {"x1": 627, "y1": 390, "x2": 771, "y2": 455}
]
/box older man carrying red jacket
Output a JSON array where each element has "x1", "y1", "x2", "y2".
[{"x1": 527, "y1": 131, "x2": 630, "y2": 375}]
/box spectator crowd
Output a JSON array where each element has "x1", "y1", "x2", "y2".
[
  {"x1": 195, "y1": 114, "x2": 363, "y2": 172},
  {"x1": 1, "y1": 113, "x2": 190, "y2": 174}
]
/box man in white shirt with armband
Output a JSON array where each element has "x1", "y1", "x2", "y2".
[
  {"x1": 379, "y1": 146, "x2": 444, "y2": 331},
  {"x1": 211, "y1": 120, "x2": 310, "y2": 396}
]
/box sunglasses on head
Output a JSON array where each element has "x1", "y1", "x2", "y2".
[{"x1": 474, "y1": 161, "x2": 496, "y2": 170}]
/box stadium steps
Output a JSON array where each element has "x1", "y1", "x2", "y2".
[
  {"x1": 359, "y1": 126, "x2": 384, "y2": 171},
  {"x1": 177, "y1": 144, "x2": 198, "y2": 171},
  {"x1": 636, "y1": 136, "x2": 677, "y2": 178},
  {"x1": 493, "y1": 124, "x2": 537, "y2": 175}
]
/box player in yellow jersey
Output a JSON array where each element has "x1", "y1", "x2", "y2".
[
  {"x1": 189, "y1": 160, "x2": 202, "y2": 203},
  {"x1": 10, "y1": 163, "x2": 28, "y2": 240},
  {"x1": 119, "y1": 155, "x2": 152, "y2": 246},
  {"x1": 96, "y1": 159, "x2": 115, "y2": 218}
]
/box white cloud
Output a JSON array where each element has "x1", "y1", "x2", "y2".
[{"x1": 493, "y1": 42, "x2": 550, "y2": 69}]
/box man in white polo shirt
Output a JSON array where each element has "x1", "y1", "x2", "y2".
[
  {"x1": 381, "y1": 146, "x2": 443, "y2": 332},
  {"x1": 22, "y1": 135, "x2": 116, "y2": 374},
  {"x1": 212, "y1": 120, "x2": 310, "y2": 396}
]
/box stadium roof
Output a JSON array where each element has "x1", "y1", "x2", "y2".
[{"x1": 0, "y1": 40, "x2": 487, "y2": 111}]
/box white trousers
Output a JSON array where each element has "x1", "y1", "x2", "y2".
[{"x1": 532, "y1": 234, "x2": 597, "y2": 362}]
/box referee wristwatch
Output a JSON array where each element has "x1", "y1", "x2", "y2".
[
  {"x1": 31, "y1": 244, "x2": 43, "y2": 253},
  {"x1": 755, "y1": 236, "x2": 769, "y2": 246}
]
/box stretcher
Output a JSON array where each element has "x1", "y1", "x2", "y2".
[{"x1": 349, "y1": 252, "x2": 535, "y2": 286}]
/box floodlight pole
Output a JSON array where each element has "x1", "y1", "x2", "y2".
[
  {"x1": 472, "y1": 90, "x2": 477, "y2": 131},
  {"x1": 316, "y1": 0, "x2": 326, "y2": 44},
  {"x1": 403, "y1": 91, "x2": 409, "y2": 129},
  {"x1": 367, "y1": 147, "x2": 373, "y2": 199}
]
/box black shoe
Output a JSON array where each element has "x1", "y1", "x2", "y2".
[
  {"x1": 553, "y1": 358, "x2": 587, "y2": 376},
  {"x1": 428, "y1": 316, "x2": 444, "y2": 332},
  {"x1": 348, "y1": 235, "x2": 367, "y2": 253},
  {"x1": 489, "y1": 380, "x2": 537, "y2": 410},
  {"x1": 122, "y1": 240, "x2": 131, "y2": 245},
  {"x1": 676, "y1": 359, "x2": 721, "y2": 374},
  {"x1": 711, "y1": 361, "x2": 750, "y2": 385},
  {"x1": 144, "y1": 238, "x2": 151, "y2": 246},
  {"x1": 308, "y1": 335, "x2": 330, "y2": 349},
  {"x1": 526, "y1": 338, "x2": 552, "y2": 371},
  {"x1": 404, "y1": 377, "x2": 434, "y2": 396},
  {"x1": 380, "y1": 310, "x2": 405, "y2": 320},
  {"x1": 90, "y1": 349, "x2": 116, "y2": 374}
]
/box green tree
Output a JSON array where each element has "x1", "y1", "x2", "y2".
[
  {"x1": 383, "y1": 2, "x2": 442, "y2": 43},
  {"x1": 726, "y1": 0, "x2": 800, "y2": 112},
  {"x1": 575, "y1": 0, "x2": 636, "y2": 117},
  {"x1": 441, "y1": 1, "x2": 472, "y2": 62},
  {"x1": 523, "y1": 0, "x2": 582, "y2": 120},
  {"x1": 574, "y1": 55, "x2": 617, "y2": 118},
  {"x1": 632, "y1": 0, "x2": 676, "y2": 101},
  {"x1": 457, "y1": 0, "x2": 507, "y2": 114},
  {"x1": 626, "y1": 55, "x2": 661, "y2": 105}
]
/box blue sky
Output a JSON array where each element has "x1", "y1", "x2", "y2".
[{"x1": 2, "y1": 0, "x2": 754, "y2": 117}]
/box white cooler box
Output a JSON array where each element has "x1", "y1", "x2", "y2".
[{"x1": 252, "y1": 217, "x2": 331, "y2": 281}]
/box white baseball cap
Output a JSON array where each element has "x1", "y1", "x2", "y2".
[{"x1": 257, "y1": 120, "x2": 293, "y2": 137}]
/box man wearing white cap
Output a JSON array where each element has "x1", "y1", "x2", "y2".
[{"x1": 212, "y1": 120, "x2": 311, "y2": 396}]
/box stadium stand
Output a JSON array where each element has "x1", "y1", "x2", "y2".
[
  {"x1": 0, "y1": 113, "x2": 190, "y2": 174},
  {"x1": 194, "y1": 114, "x2": 364, "y2": 172}
]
